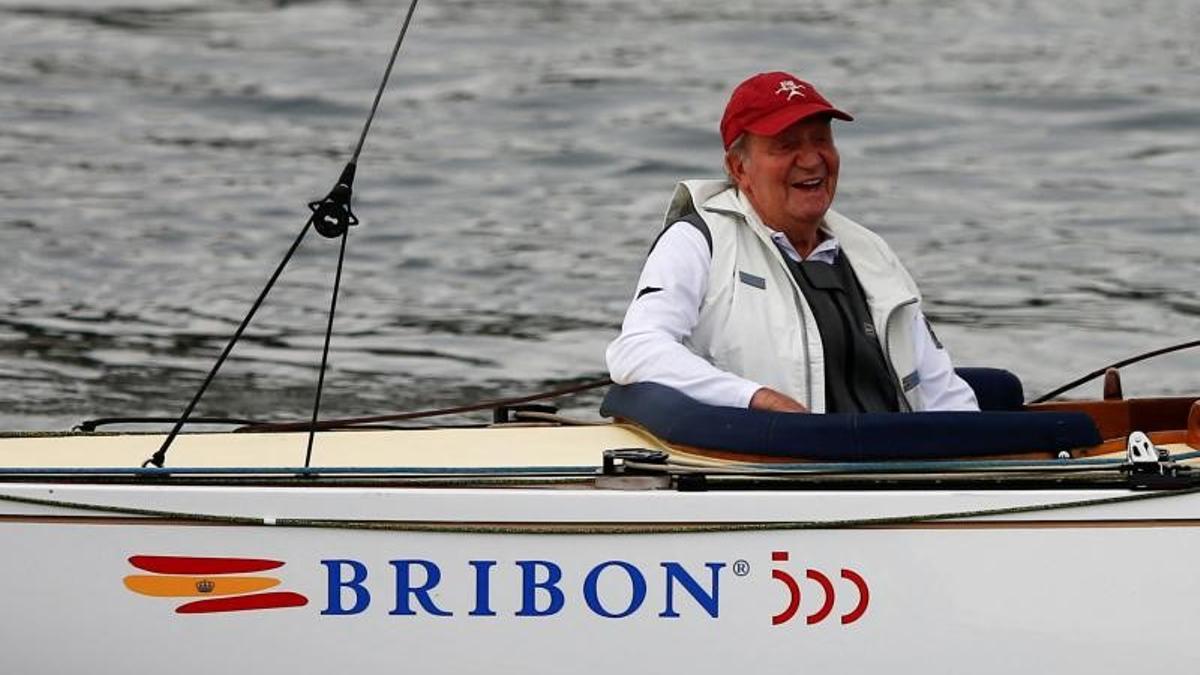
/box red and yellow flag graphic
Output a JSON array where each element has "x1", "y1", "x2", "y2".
[{"x1": 124, "y1": 555, "x2": 308, "y2": 614}]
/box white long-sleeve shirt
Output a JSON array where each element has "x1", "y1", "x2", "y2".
[{"x1": 606, "y1": 221, "x2": 979, "y2": 411}]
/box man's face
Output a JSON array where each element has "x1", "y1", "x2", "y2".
[{"x1": 728, "y1": 116, "x2": 840, "y2": 233}]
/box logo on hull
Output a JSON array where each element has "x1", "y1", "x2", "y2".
[
  {"x1": 122, "y1": 552, "x2": 870, "y2": 625},
  {"x1": 123, "y1": 555, "x2": 309, "y2": 614}
]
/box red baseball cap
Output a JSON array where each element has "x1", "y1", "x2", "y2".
[{"x1": 720, "y1": 71, "x2": 853, "y2": 149}]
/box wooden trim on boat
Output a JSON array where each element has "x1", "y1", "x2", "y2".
[
  {"x1": 1030, "y1": 396, "x2": 1199, "y2": 441},
  {"x1": 1188, "y1": 401, "x2": 1200, "y2": 450},
  {"x1": 669, "y1": 433, "x2": 1189, "y2": 464}
]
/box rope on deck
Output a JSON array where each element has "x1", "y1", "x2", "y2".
[{"x1": 2, "y1": 484, "x2": 1200, "y2": 535}]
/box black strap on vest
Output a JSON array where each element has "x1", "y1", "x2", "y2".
[
  {"x1": 648, "y1": 211, "x2": 713, "y2": 256},
  {"x1": 781, "y1": 251, "x2": 901, "y2": 413}
]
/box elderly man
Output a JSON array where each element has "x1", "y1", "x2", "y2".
[{"x1": 606, "y1": 71, "x2": 978, "y2": 413}]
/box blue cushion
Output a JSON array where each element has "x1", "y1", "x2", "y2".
[
  {"x1": 955, "y1": 367, "x2": 1024, "y2": 411},
  {"x1": 599, "y1": 382, "x2": 1100, "y2": 461}
]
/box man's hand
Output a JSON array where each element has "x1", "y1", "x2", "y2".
[{"x1": 749, "y1": 387, "x2": 809, "y2": 413}]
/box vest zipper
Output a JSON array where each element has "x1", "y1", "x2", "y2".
[{"x1": 775, "y1": 246, "x2": 815, "y2": 411}]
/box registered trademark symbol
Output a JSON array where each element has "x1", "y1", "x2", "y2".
[{"x1": 732, "y1": 560, "x2": 750, "y2": 577}]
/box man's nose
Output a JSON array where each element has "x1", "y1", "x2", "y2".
[{"x1": 792, "y1": 145, "x2": 822, "y2": 169}]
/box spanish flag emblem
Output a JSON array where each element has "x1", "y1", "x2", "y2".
[{"x1": 124, "y1": 555, "x2": 308, "y2": 614}]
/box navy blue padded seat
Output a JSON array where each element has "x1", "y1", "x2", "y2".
[
  {"x1": 954, "y1": 367, "x2": 1024, "y2": 411},
  {"x1": 599, "y1": 377, "x2": 1100, "y2": 461}
]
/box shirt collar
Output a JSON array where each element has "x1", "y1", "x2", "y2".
[
  {"x1": 732, "y1": 188, "x2": 841, "y2": 264},
  {"x1": 770, "y1": 229, "x2": 840, "y2": 264}
]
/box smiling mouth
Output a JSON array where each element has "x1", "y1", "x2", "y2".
[{"x1": 791, "y1": 177, "x2": 824, "y2": 190}]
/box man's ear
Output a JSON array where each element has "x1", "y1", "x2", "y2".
[{"x1": 725, "y1": 149, "x2": 747, "y2": 188}]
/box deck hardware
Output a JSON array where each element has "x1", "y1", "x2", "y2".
[
  {"x1": 597, "y1": 449, "x2": 671, "y2": 490},
  {"x1": 675, "y1": 474, "x2": 710, "y2": 492},
  {"x1": 602, "y1": 449, "x2": 668, "y2": 476},
  {"x1": 595, "y1": 475, "x2": 673, "y2": 490},
  {"x1": 308, "y1": 163, "x2": 359, "y2": 239},
  {"x1": 1126, "y1": 431, "x2": 1183, "y2": 479},
  {"x1": 1102, "y1": 368, "x2": 1123, "y2": 400},
  {"x1": 493, "y1": 403, "x2": 558, "y2": 424},
  {"x1": 1126, "y1": 431, "x2": 1159, "y2": 465}
]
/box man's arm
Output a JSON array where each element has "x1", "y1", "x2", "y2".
[
  {"x1": 749, "y1": 386, "x2": 809, "y2": 412},
  {"x1": 606, "y1": 223, "x2": 805, "y2": 411},
  {"x1": 910, "y1": 312, "x2": 979, "y2": 411}
]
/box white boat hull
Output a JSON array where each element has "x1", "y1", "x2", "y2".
[{"x1": 3, "y1": 479, "x2": 1199, "y2": 674}]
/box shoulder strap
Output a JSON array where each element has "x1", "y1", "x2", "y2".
[{"x1": 647, "y1": 211, "x2": 713, "y2": 257}]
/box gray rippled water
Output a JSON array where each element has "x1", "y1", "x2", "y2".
[{"x1": 1, "y1": 0, "x2": 1197, "y2": 430}]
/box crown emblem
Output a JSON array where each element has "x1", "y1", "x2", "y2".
[{"x1": 195, "y1": 579, "x2": 216, "y2": 594}]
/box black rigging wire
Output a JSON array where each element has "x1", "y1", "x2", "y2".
[
  {"x1": 1029, "y1": 338, "x2": 1200, "y2": 404},
  {"x1": 241, "y1": 376, "x2": 614, "y2": 433},
  {"x1": 76, "y1": 416, "x2": 262, "y2": 433},
  {"x1": 143, "y1": 0, "x2": 423, "y2": 468},
  {"x1": 351, "y1": 0, "x2": 422, "y2": 165},
  {"x1": 143, "y1": 222, "x2": 314, "y2": 468},
  {"x1": 305, "y1": 229, "x2": 349, "y2": 468}
]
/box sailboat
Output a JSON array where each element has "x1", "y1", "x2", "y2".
[{"x1": 2, "y1": 1, "x2": 1199, "y2": 672}]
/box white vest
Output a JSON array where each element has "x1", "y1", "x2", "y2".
[{"x1": 665, "y1": 180, "x2": 925, "y2": 413}]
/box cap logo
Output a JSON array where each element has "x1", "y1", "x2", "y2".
[{"x1": 775, "y1": 80, "x2": 809, "y2": 101}]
